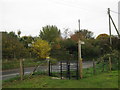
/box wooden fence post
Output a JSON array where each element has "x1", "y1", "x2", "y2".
[
  {"x1": 76, "y1": 61, "x2": 79, "y2": 80},
  {"x1": 66, "y1": 61, "x2": 70, "y2": 79},
  {"x1": 93, "y1": 59, "x2": 96, "y2": 75},
  {"x1": 60, "y1": 61, "x2": 62, "y2": 79},
  {"x1": 48, "y1": 60, "x2": 51, "y2": 76},
  {"x1": 109, "y1": 57, "x2": 112, "y2": 71},
  {"x1": 20, "y1": 59, "x2": 23, "y2": 80},
  {"x1": 68, "y1": 62, "x2": 70, "y2": 79},
  {"x1": 79, "y1": 58, "x2": 83, "y2": 79},
  {"x1": 51, "y1": 62, "x2": 52, "y2": 76},
  {"x1": 102, "y1": 58, "x2": 104, "y2": 72}
]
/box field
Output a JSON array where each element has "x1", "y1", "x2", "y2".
[
  {"x1": 2, "y1": 70, "x2": 118, "y2": 88},
  {"x1": 2, "y1": 58, "x2": 47, "y2": 70}
]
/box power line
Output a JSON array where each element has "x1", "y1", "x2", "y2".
[
  {"x1": 48, "y1": 0, "x2": 107, "y2": 15},
  {"x1": 48, "y1": 0, "x2": 90, "y2": 13},
  {"x1": 110, "y1": 10, "x2": 120, "y2": 14}
]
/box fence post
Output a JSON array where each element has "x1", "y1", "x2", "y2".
[
  {"x1": 68, "y1": 62, "x2": 70, "y2": 79},
  {"x1": 102, "y1": 58, "x2": 104, "y2": 72},
  {"x1": 66, "y1": 61, "x2": 68, "y2": 78},
  {"x1": 109, "y1": 57, "x2": 112, "y2": 71},
  {"x1": 48, "y1": 60, "x2": 51, "y2": 76},
  {"x1": 20, "y1": 59, "x2": 23, "y2": 80},
  {"x1": 66, "y1": 61, "x2": 70, "y2": 79},
  {"x1": 93, "y1": 59, "x2": 96, "y2": 75},
  {"x1": 23, "y1": 59, "x2": 24, "y2": 75},
  {"x1": 79, "y1": 58, "x2": 83, "y2": 79},
  {"x1": 51, "y1": 62, "x2": 52, "y2": 76},
  {"x1": 60, "y1": 61, "x2": 62, "y2": 79},
  {"x1": 76, "y1": 61, "x2": 79, "y2": 80}
]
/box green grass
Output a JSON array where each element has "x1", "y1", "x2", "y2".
[
  {"x1": 2, "y1": 58, "x2": 47, "y2": 70},
  {"x1": 2, "y1": 58, "x2": 58, "y2": 70},
  {"x1": 2, "y1": 71, "x2": 118, "y2": 88}
]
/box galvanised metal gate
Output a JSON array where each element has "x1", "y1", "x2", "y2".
[{"x1": 48, "y1": 61, "x2": 79, "y2": 80}]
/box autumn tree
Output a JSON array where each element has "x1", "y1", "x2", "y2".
[
  {"x1": 70, "y1": 29, "x2": 93, "y2": 42},
  {"x1": 32, "y1": 39, "x2": 51, "y2": 59},
  {"x1": 96, "y1": 33, "x2": 109, "y2": 40}
]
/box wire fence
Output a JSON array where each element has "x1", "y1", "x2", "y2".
[{"x1": 37, "y1": 58, "x2": 118, "y2": 80}]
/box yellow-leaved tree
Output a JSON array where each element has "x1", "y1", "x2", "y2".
[{"x1": 32, "y1": 39, "x2": 51, "y2": 59}]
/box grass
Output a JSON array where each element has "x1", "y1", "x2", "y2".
[
  {"x1": 2, "y1": 58, "x2": 47, "y2": 70},
  {"x1": 2, "y1": 70, "x2": 118, "y2": 88},
  {"x1": 2, "y1": 58, "x2": 58, "y2": 70}
]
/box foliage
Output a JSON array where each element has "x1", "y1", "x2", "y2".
[
  {"x1": 60, "y1": 39, "x2": 77, "y2": 53},
  {"x1": 82, "y1": 39, "x2": 101, "y2": 60},
  {"x1": 111, "y1": 36, "x2": 120, "y2": 51},
  {"x1": 2, "y1": 28, "x2": 119, "y2": 64},
  {"x1": 17, "y1": 30, "x2": 21, "y2": 38},
  {"x1": 96, "y1": 33, "x2": 109, "y2": 40},
  {"x1": 32, "y1": 39, "x2": 51, "y2": 59},
  {"x1": 70, "y1": 29, "x2": 93, "y2": 41},
  {"x1": 50, "y1": 49, "x2": 75, "y2": 61},
  {"x1": 2, "y1": 32, "x2": 29, "y2": 59},
  {"x1": 20, "y1": 36, "x2": 34, "y2": 48},
  {"x1": 101, "y1": 50, "x2": 119, "y2": 70},
  {"x1": 39, "y1": 25, "x2": 61, "y2": 43},
  {"x1": 8, "y1": 31, "x2": 17, "y2": 38}
]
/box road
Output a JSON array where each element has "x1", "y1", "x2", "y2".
[{"x1": 1, "y1": 61, "x2": 93, "y2": 80}]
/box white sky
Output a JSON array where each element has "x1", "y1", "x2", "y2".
[{"x1": 0, "y1": 0, "x2": 119, "y2": 37}]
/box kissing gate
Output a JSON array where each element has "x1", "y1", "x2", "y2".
[{"x1": 48, "y1": 61, "x2": 79, "y2": 80}]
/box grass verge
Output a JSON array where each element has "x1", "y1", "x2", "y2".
[{"x1": 2, "y1": 70, "x2": 118, "y2": 88}]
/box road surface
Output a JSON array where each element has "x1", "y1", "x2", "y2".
[{"x1": 1, "y1": 61, "x2": 93, "y2": 80}]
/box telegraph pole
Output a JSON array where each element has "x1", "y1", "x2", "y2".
[
  {"x1": 78, "y1": 19, "x2": 81, "y2": 58},
  {"x1": 108, "y1": 8, "x2": 112, "y2": 71},
  {"x1": 108, "y1": 8, "x2": 112, "y2": 45}
]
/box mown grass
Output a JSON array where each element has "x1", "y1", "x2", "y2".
[{"x1": 2, "y1": 70, "x2": 118, "y2": 88}]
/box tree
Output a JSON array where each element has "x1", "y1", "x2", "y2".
[
  {"x1": 2, "y1": 32, "x2": 29, "y2": 59},
  {"x1": 39, "y1": 25, "x2": 61, "y2": 43},
  {"x1": 20, "y1": 36, "x2": 34, "y2": 48},
  {"x1": 32, "y1": 39, "x2": 51, "y2": 59},
  {"x1": 70, "y1": 29, "x2": 93, "y2": 42},
  {"x1": 96, "y1": 33, "x2": 109, "y2": 40},
  {"x1": 96, "y1": 34, "x2": 111, "y2": 54},
  {"x1": 9, "y1": 31, "x2": 17, "y2": 38},
  {"x1": 17, "y1": 30, "x2": 21, "y2": 38}
]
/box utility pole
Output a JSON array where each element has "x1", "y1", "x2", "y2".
[
  {"x1": 109, "y1": 14, "x2": 120, "y2": 38},
  {"x1": 78, "y1": 19, "x2": 84, "y2": 79},
  {"x1": 108, "y1": 8, "x2": 112, "y2": 45},
  {"x1": 78, "y1": 19, "x2": 81, "y2": 59},
  {"x1": 108, "y1": 8, "x2": 120, "y2": 38},
  {"x1": 108, "y1": 8, "x2": 112, "y2": 71}
]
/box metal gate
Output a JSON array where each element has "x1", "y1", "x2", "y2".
[{"x1": 48, "y1": 61, "x2": 79, "y2": 80}]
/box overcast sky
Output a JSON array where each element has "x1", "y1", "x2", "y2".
[{"x1": 0, "y1": 0, "x2": 119, "y2": 37}]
